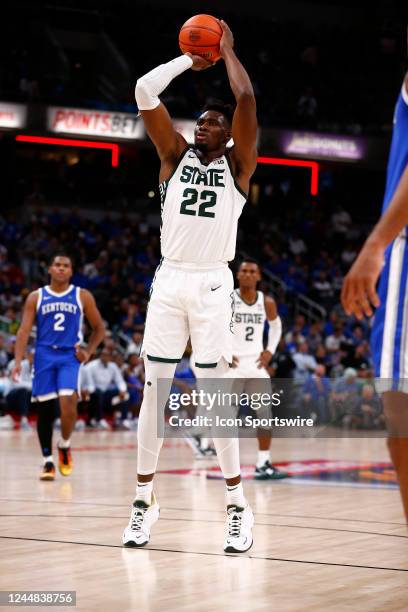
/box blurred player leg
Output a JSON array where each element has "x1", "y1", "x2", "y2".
[
  {"x1": 383, "y1": 391, "x2": 408, "y2": 521},
  {"x1": 37, "y1": 399, "x2": 57, "y2": 481}
]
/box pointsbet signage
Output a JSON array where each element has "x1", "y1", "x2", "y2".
[
  {"x1": 47, "y1": 106, "x2": 144, "y2": 140},
  {"x1": 0, "y1": 103, "x2": 27, "y2": 129}
]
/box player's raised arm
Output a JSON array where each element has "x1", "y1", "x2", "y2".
[
  {"x1": 13, "y1": 291, "x2": 38, "y2": 380},
  {"x1": 135, "y1": 54, "x2": 212, "y2": 170},
  {"x1": 219, "y1": 20, "x2": 258, "y2": 190},
  {"x1": 77, "y1": 290, "x2": 105, "y2": 363}
]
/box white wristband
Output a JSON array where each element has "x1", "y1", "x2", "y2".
[
  {"x1": 266, "y1": 317, "x2": 282, "y2": 355},
  {"x1": 135, "y1": 55, "x2": 193, "y2": 111}
]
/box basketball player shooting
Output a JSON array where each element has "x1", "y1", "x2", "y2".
[
  {"x1": 123, "y1": 20, "x2": 258, "y2": 552},
  {"x1": 13, "y1": 254, "x2": 105, "y2": 481},
  {"x1": 232, "y1": 260, "x2": 288, "y2": 480},
  {"x1": 341, "y1": 64, "x2": 408, "y2": 522}
]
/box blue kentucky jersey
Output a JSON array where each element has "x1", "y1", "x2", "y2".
[
  {"x1": 382, "y1": 85, "x2": 408, "y2": 219},
  {"x1": 36, "y1": 285, "x2": 83, "y2": 349}
]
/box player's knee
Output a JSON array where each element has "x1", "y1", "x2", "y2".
[
  {"x1": 195, "y1": 357, "x2": 230, "y2": 378},
  {"x1": 59, "y1": 393, "x2": 77, "y2": 414}
]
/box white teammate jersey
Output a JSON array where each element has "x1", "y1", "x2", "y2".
[
  {"x1": 159, "y1": 147, "x2": 247, "y2": 264},
  {"x1": 233, "y1": 290, "x2": 267, "y2": 358}
]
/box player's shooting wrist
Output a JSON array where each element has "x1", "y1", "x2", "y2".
[{"x1": 220, "y1": 45, "x2": 234, "y2": 59}]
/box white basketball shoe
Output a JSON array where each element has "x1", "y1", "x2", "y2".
[
  {"x1": 122, "y1": 493, "x2": 160, "y2": 547},
  {"x1": 223, "y1": 504, "x2": 254, "y2": 553}
]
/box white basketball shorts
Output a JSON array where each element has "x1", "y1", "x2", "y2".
[{"x1": 141, "y1": 259, "x2": 234, "y2": 367}]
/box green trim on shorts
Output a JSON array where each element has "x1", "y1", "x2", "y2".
[
  {"x1": 195, "y1": 362, "x2": 218, "y2": 368},
  {"x1": 147, "y1": 355, "x2": 181, "y2": 363}
]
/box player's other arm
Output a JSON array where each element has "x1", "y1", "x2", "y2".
[
  {"x1": 135, "y1": 54, "x2": 211, "y2": 177},
  {"x1": 13, "y1": 291, "x2": 38, "y2": 380},
  {"x1": 342, "y1": 161, "x2": 408, "y2": 320},
  {"x1": 219, "y1": 20, "x2": 258, "y2": 193},
  {"x1": 342, "y1": 73, "x2": 408, "y2": 319},
  {"x1": 257, "y1": 296, "x2": 282, "y2": 369},
  {"x1": 77, "y1": 290, "x2": 105, "y2": 363}
]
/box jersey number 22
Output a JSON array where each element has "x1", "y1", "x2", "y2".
[{"x1": 180, "y1": 188, "x2": 217, "y2": 218}]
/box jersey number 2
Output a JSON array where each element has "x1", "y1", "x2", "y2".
[
  {"x1": 180, "y1": 188, "x2": 217, "y2": 218},
  {"x1": 245, "y1": 326, "x2": 254, "y2": 341},
  {"x1": 54, "y1": 313, "x2": 65, "y2": 331}
]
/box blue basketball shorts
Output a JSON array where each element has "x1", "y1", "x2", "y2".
[
  {"x1": 371, "y1": 234, "x2": 408, "y2": 390},
  {"x1": 32, "y1": 346, "x2": 81, "y2": 402}
]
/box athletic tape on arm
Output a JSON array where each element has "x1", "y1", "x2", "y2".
[{"x1": 135, "y1": 55, "x2": 193, "y2": 111}]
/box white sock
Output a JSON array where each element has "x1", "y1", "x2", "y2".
[
  {"x1": 58, "y1": 437, "x2": 70, "y2": 449},
  {"x1": 137, "y1": 358, "x2": 177, "y2": 474},
  {"x1": 200, "y1": 437, "x2": 210, "y2": 450},
  {"x1": 44, "y1": 455, "x2": 54, "y2": 465},
  {"x1": 135, "y1": 481, "x2": 153, "y2": 505},
  {"x1": 226, "y1": 482, "x2": 246, "y2": 509},
  {"x1": 257, "y1": 450, "x2": 270, "y2": 468},
  {"x1": 196, "y1": 359, "x2": 242, "y2": 479}
]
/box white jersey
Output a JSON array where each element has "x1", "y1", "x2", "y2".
[
  {"x1": 159, "y1": 147, "x2": 247, "y2": 264},
  {"x1": 233, "y1": 290, "x2": 266, "y2": 358}
]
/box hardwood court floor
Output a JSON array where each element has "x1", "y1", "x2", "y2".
[{"x1": 0, "y1": 430, "x2": 407, "y2": 611}]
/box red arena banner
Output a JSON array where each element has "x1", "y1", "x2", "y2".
[
  {"x1": 0, "y1": 102, "x2": 27, "y2": 129},
  {"x1": 47, "y1": 106, "x2": 145, "y2": 140}
]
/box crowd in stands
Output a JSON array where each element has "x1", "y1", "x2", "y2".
[
  {"x1": 0, "y1": 199, "x2": 384, "y2": 431},
  {"x1": 1, "y1": 2, "x2": 406, "y2": 133}
]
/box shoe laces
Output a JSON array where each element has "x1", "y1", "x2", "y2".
[
  {"x1": 227, "y1": 507, "x2": 243, "y2": 537},
  {"x1": 130, "y1": 503, "x2": 148, "y2": 531}
]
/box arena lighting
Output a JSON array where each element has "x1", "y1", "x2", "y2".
[
  {"x1": 257, "y1": 156, "x2": 319, "y2": 196},
  {"x1": 15, "y1": 135, "x2": 119, "y2": 167}
]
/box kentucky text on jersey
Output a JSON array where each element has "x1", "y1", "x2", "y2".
[{"x1": 41, "y1": 302, "x2": 79, "y2": 315}]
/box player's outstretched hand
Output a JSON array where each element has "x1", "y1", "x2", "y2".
[
  {"x1": 231, "y1": 355, "x2": 239, "y2": 368},
  {"x1": 341, "y1": 242, "x2": 383, "y2": 320},
  {"x1": 218, "y1": 19, "x2": 234, "y2": 56},
  {"x1": 11, "y1": 362, "x2": 21, "y2": 382},
  {"x1": 256, "y1": 350, "x2": 272, "y2": 369},
  {"x1": 185, "y1": 53, "x2": 213, "y2": 71},
  {"x1": 75, "y1": 344, "x2": 90, "y2": 364}
]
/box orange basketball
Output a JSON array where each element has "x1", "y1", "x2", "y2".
[{"x1": 179, "y1": 14, "x2": 222, "y2": 63}]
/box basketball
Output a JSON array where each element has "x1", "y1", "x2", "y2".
[{"x1": 179, "y1": 14, "x2": 222, "y2": 62}]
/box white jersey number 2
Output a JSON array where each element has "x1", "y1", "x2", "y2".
[{"x1": 54, "y1": 313, "x2": 65, "y2": 331}]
